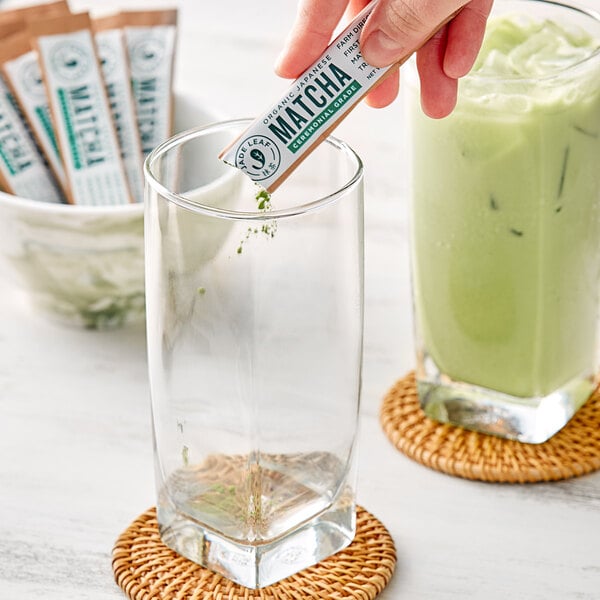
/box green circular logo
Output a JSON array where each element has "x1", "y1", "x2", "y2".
[
  {"x1": 19, "y1": 61, "x2": 45, "y2": 99},
  {"x1": 235, "y1": 135, "x2": 281, "y2": 181},
  {"x1": 130, "y1": 38, "x2": 165, "y2": 71},
  {"x1": 96, "y1": 41, "x2": 117, "y2": 76},
  {"x1": 50, "y1": 42, "x2": 89, "y2": 81}
]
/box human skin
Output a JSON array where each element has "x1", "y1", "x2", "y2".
[{"x1": 275, "y1": 0, "x2": 493, "y2": 118}]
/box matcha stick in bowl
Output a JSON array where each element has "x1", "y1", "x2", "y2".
[
  {"x1": 31, "y1": 13, "x2": 132, "y2": 205},
  {"x1": 0, "y1": 29, "x2": 68, "y2": 192},
  {"x1": 121, "y1": 9, "x2": 177, "y2": 158},
  {"x1": 0, "y1": 1, "x2": 72, "y2": 194},
  {"x1": 0, "y1": 0, "x2": 70, "y2": 23},
  {"x1": 0, "y1": 67, "x2": 62, "y2": 202},
  {"x1": 0, "y1": 93, "x2": 220, "y2": 329},
  {"x1": 0, "y1": 16, "x2": 24, "y2": 39},
  {"x1": 0, "y1": 0, "x2": 70, "y2": 37},
  {"x1": 0, "y1": 1, "x2": 72, "y2": 203},
  {"x1": 93, "y1": 15, "x2": 145, "y2": 203}
]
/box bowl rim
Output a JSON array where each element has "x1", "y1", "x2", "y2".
[{"x1": 0, "y1": 189, "x2": 144, "y2": 215}]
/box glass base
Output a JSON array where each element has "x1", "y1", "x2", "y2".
[
  {"x1": 156, "y1": 494, "x2": 355, "y2": 589},
  {"x1": 417, "y1": 360, "x2": 595, "y2": 444}
]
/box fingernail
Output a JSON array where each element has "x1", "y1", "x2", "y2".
[{"x1": 362, "y1": 30, "x2": 404, "y2": 67}]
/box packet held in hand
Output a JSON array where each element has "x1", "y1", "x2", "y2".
[
  {"x1": 32, "y1": 13, "x2": 132, "y2": 205},
  {"x1": 219, "y1": 2, "x2": 394, "y2": 192},
  {"x1": 94, "y1": 15, "x2": 144, "y2": 203},
  {"x1": 0, "y1": 73, "x2": 62, "y2": 201},
  {"x1": 121, "y1": 10, "x2": 177, "y2": 157}
]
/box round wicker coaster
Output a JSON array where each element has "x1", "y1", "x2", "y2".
[
  {"x1": 113, "y1": 506, "x2": 396, "y2": 600},
  {"x1": 380, "y1": 372, "x2": 600, "y2": 483}
]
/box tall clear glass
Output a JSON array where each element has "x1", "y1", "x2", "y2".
[
  {"x1": 406, "y1": 0, "x2": 600, "y2": 443},
  {"x1": 144, "y1": 119, "x2": 364, "y2": 588}
]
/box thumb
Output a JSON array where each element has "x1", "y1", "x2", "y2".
[{"x1": 361, "y1": 0, "x2": 468, "y2": 67}]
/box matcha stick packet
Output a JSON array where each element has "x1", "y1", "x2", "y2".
[
  {"x1": 220, "y1": 1, "x2": 458, "y2": 192},
  {"x1": 0, "y1": 2, "x2": 72, "y2": 192},
  {"x1": 94, "y1": 15, "x2": 144, "y2": 203},
  {"x1": 219, "y1": 3, "x2": 387, "y2": 192},
  {"x1": 0, "y1": 70, "x2": 63, "y2": 201},
  {"x1": 0, "y1": 16, "x2": 25, "y2": 39},
  {"x1": 0, "y1": 29, "x2": 67, "y2": 191},
  {"x1": 31, "y1": 13, "x2": 132, "y2": 205},
  {"x1": 0, "y1": 0, "x2": 70, "y2": 24},
  {"x1": 121, "y1": 9, "x2": 178, "y2": 157}
]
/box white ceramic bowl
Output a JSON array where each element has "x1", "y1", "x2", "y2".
[{"x1": 0, "y1": 94, "x2": 220, "y2": 329}]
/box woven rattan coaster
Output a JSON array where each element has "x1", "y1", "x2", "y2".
[
  {"x1": 113, "y1": 506, "x2": 396, "y2": 600},
  {"x1": 380, "y1": 372, "x2": 600, "y2": 483}
]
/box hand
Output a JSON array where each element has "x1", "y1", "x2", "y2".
[{"x1": 275, "y1": 0, "x2": 493, "y2": 118}]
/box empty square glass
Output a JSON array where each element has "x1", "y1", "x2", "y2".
[{"x1": 144, "y1": 119, "x2": 364, "y2": 587}]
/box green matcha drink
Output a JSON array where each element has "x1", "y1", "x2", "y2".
[{"x1": 409, "y1": 2, "x2": 600, "y2": 424}]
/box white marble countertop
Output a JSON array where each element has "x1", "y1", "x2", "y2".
[{"x1": 1, "y1": 1, "x2": 599, "y2": 598}]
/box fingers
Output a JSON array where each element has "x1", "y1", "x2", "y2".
[
  {"x1": 360, "y1": 0, "x2": 470, "y2": 67},
  {"x1": 275, "y1": 0, "x2": 349, "y2": 78},
  {"x1": 365, "y1": 69, "x2": 400, "y2": 108},
  {"x1": 444, "y1": 0, "x2": 493, "y2": 78},
  {"x1": 348, "y1": 0, "x2": 373, "y2": 18},
  {"x1": 416, "y1": 26, "x2": 458, "y2": 118},
  {"x1": 357, "y1": 0, "x2": 490, "y2": 115},
  {"x1": 275, "y1": 0, "x2": 490, "y2": 115},
  {"x1": 416, "y1": 0, "x2": 492, "y2": 117}
]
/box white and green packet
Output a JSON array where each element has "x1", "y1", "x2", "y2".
[
  {"x1": 94, "y1": 15, "x2": 144, "y2": 203},
  {"x1": 219, "y1": 3, "x2": 398, "y2": 192},
  {"x1": 32, "y1": 13, "x2": 132, "y2": 205},
  {"x1": 0, "y1": 30, "x2": 67, "y2": 191},
  {"x1": 0, "y1": 74, "x2": 62, "y2": 202},
  {"x1": 121, "y1": 10, "x2": 177, "y2": 157}
]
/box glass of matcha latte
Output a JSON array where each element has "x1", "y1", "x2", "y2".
[{"x1": 406, "y1": 0, "x2": 600, "y2": 443}]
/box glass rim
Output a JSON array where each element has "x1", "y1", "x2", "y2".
[
  {"x1": 460, "y1": 0, "x2": 600, "y2": 84},
  {"x1": 144, "y1": 118, "x2": 364, "y2": 221}
]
